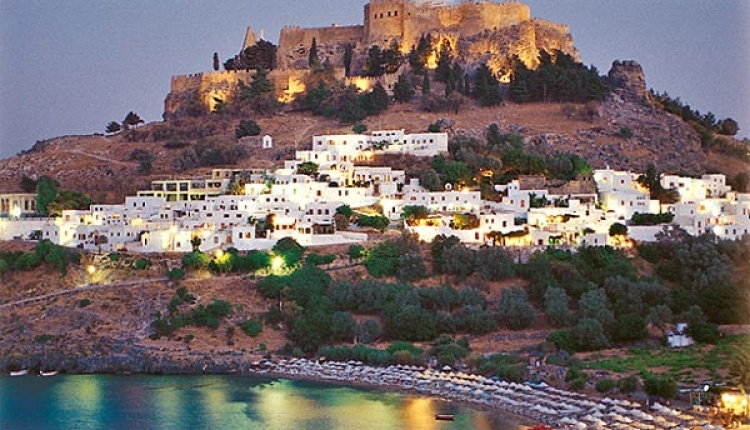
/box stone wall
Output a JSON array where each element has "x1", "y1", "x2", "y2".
[{"x1": 276, "y1": 25, "x2": 365, "y2": 70}]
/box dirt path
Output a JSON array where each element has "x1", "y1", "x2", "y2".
[{"x1": 61, "y1": 149, "x2": 134, "y2": 166}]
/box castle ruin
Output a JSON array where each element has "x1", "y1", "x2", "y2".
[{"x1": 165, "y1": 0, "x2": 578, "y2": 118}]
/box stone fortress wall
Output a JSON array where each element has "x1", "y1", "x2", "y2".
[{"x1": 165, "y1": 0, "x2": 577, "y2": 117}]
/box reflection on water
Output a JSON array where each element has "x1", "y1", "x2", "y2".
[{"x1": 0, "y1": 375, "x2": 522, "y2": 430}]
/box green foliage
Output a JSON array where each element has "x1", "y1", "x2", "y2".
[
  {"x1": 35, "y1": 334, "x2": 54, "y2": 344},
  {"x1": 430, "y1": 235, "x2": 461, "y2": 274},
  {"x1": 609, "y1": 222, "x2": 628, "y2": 237},
  {"x1": 356, "y1": 319, "x2": 383, "y2": 344},
  {"x1": 429, "y1": 335, "x2": 470, "y2": 366},
  {"x1": 471, "y1": 64, "x2": 502, "y2": 106},
  {"x1": 305, "y1": 253, "x2": 336, "y2": 266},
  {"x1": 573, "y1": 318, "x2": 610, "y2": 351},
  {"x1": 330, "y1": 311, "x2": 356, "y2": 342},
  {"x1": 166, "y1": 268, "x2": 185, "y2": 281},
  {"x1": 272, "y1": 237, "x2": 305, "y2": 267},
  {"x1": 579, "y1": 288, "x2": 615, "y2": 332},
  {"x1": 356, "y1": 214, "x2": 390, "y2": 232},
  {"x1": 472, "y1": 353, "x2": 526, "y2": 382},
  {"x1": 182, "y1": 251, "x2": 211, "y2": 271},
  {"x1": 352, "y1": 123, "x2": 367, "y2": 134},
  {"x1": 235, "y1": 119, "x2": 261, "y2": 138},
  {"x1": 132, "y1": 258, "x2": 151, "y2": 270},
  {"x1": 226, "y1": 40, "x2": 277, "y2": 71},
  {"x1": 595, "y1": 378, "x2": 617, "y2": 393},
  {"x1": 475, "y1": 247, "x2": 515, "y2": 281},
  {"x1": 347, "y1": 244, "x2": 366, "y2": 261},
  {"x1": 393, "y1": 73, "x2": 415, "y2": 103},
  {"x1": 397, "y1": 252, "x2": 427, "y2": 282},
  {"x1": 510, "y1": 50, "x2": 606, "y2": 103},
  {"x1": 631, "y1": 212, "x2": 674, "y2": 225},
  {"x1": 239, "y1": 319, "x2": 263, "y2": 337},
  {"x1": 362, "y1": 82, "x2": 390, "y2": 115},
  {"x1": 544, "y1": 287, "x2": 572, "y2": 327},
  {"x1": 612, "y1": 313, "x2": 647, "y2": 343},
  {"x1": 123, "y1": 111, "x2": 144, "y2": 129},
  {"x1": 497, "y1": 286, "x2": 536, "y2": 330},
  {"x1": 454, "y1": 305, "x2": 496, "y2": 334},
  {"x1": 385, "y1": 304, "x2": 437, "y2": 341},
  {"x1": 642, "y1": 373, "x2": 677, "y2": 399},
  {"x1": 441, "y1": 244, "x2": 475, "y2": 280},
  {"x1": 546, "y1": 329, "x2": 578, "y2": 353},
  {"x1": 151, "y1": 291, "x2": 234, "y2": 340},
  {"x1": 172, "y1": 139, "x2": 248, "y2": 171},
  {"x1": 78, "y1": 298, "x2": 92, "y2": 308},
  {"x1": 296, "y1": 161, "x2": 319, "y2": 176},
  {"x1": 619, "y1": 375, "x2": 640, "y2": 393},
  {"x1": 616, "y1": 127, "x2": 633, "y2": 138},
  {"x1": 105, "y1": 121, "x2": 121, "y2": 134},
  {"x1": 35, "y1": 176, "x2": 60, "y2": 216}
]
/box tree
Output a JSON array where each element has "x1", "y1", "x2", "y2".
[
  {"x1": 422, "y1": 72, "x2": 431, "y2": 95},
  {"x1": 435, "y1": 39, "x2": 453, "y2": 82},
  {"x1": 20, "y1": 175, "x2": 38, "y2": 193},
  {"x1": 330, "y1": 311, "x2": 356, "y2": 342},
  {"x1": 296, "y1": 161, "x2": 319, "y2": 177},
  {"x1": 35, "y1": 176, "x2": 60, "y2": 216},
  {"x1": 364, "y1": 45, "x2": 385, "y2": 77},
  {"x1": 363, "y1": 82, "x2": 390, "y2": 115},
  {"x1": 579, "y1": 288, "x2": 615, "y2": 333},
  {"x1": 441, "y1": 245, "x2": 475, "y2": 280},
  {"x1": 105, "y1": 121, "x2": 121, "y2": 134},
  {"x1": 343, "y1": 43, "x2": 354, "y2": 76},
  {"x1": 235, "y1": 119, "x2": 261, "y2": 138},
  {"x1": 356, "y1": 319, "x2": 383, "y2": 344},
  {"x1": 308, "y1": 37, "x2": 319, "y2": 68},
  {"x1": 393, "y1": 73, "x2": 415, "y2": 103},
  {"x1": 364, "y1": 241, "x2": 400, "y2": 277},
  {"x1": 573, "y1": 318, "x2": 610, "y2": 351},
  {"x1": 609, "y1": 222, "x2": 628, "y2": 237},
  {"x1": 475, "y1": 247, "x2": 515, "y2": 281},
  {"x1": 123, "y1": 111, "x2": 144, "y2": 129},
  {"x1": 397, "y1": 252, "x2": 427, "y2": 282},
  {"x1": 213, "y1": 52, "x2": 220, "y2": 71},
  {"x1": 544, "y1": 287, "x2": 572, "y2": 327},
  {"x1": 497, "y1": 286, "x2": 536, "y2": 330},
  {"x1": 717, "y1": 118, "x2": 739, "y2": 136},
  {"x1": 646, "y1": 304, "x2": 673, "y2": 336},
  {"x1": 383, "y1": 39, "x2": 402, "y2": 74},
  {"x1": 338, "y1": 87, "x2": 366, "y2": 124}
]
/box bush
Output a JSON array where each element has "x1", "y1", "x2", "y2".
[
  {"x1": 166, "y1": 268, "x2": 185, "y2": 281},
  {"x1": 497, "y1": 286, "x2": 536, "y2": 330},
  {"x1": 239, "y1": 319, "x2": 263, "y2": 337},
  {"x1": 547, "y1": 329, "x2": 578, "y2": 352},
  {"x1": 78, "y1": 299, "x2": 92, "y2": 308},
  {"x1": 35, "y1": 334, "x2": 54, "y2": 344},
  {"x1": 642, "y1": 373, "x2": 677, "y2": 399},
  {"x1": 595, "y1": 378, "x2": 617, "y2": 393},
  {"x1": 235, "y1": 119, "x2": 261, "y2": 138},
  {"x1": 619, "y1": 375, "x2": 639, "y2": 393},
  {"x1": 356, "y1": 319, "x2": 383, "y2": 344},
  {"x1": 132, "y1": 258, "x2": 152, "y2": 270}
]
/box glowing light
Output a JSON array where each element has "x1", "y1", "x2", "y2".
[
  {"x1": 86, "y1": 265, "x2": 96, "y2": 276},
  {"x1": 271, "y1": 255, "x2": 284, "y2": 272},
  {"x1": 10, "y1": 206, "x2": 21, "y2": 218},
  {"x1": 214, "y1": 249, "x2": 224, "y2": 260}
]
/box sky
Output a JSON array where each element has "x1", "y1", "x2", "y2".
[{"x1": 1, "y1": 0, "x2": 748, "y2": 160}]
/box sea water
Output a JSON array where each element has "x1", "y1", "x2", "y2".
[{"x1": 0, "y1": 374, "x2": 522, "y2": 430}]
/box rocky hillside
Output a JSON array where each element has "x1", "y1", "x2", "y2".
[{"x1": 1, "y1": 62, "x2": 747, "y2": 203}]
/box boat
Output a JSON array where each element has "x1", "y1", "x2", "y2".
[
  {"x1": 39, "y1": 370, "x2": 59, "y2": 377},
  {"x1": 435, "y1": 414, "x2": 455, "y2": 421},
  {"x1": 10, "y1": 369, "x2": 29, "y2": 376}
]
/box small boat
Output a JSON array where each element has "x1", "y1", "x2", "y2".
[
  {"x1": 435, "y1": 414, "x2": 455, "y2": 421},
  {"x1": 40, "y1": 370, "x2": 59, "y2": 377},
  {"x1": 10, "y1": 369, "x2": 29, "y2": 376}
]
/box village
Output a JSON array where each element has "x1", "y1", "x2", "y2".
[{"x1": 1, "y1": 128, "x2": 749, "y2": 254}]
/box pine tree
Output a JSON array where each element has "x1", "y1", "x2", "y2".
[
  {"x1": 393, "y1": 73, "x2": 415, "y2": 103},
  {"x1": 309, "y1": 38, "x2": 319, "y2": 68},
  {"x1": 213, "y1": 52, "x2": 220, "y2": 71},
  {"x1": 343, "y1": 43, "x2": 353, "y2": 77}
]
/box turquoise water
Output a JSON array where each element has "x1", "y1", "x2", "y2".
[{"x1": 0, "y1": 375, "x2": 521, "y2": 430}]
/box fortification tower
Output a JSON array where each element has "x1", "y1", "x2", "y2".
[{"x1": 365, "y1": 0, "x2": 407, "y2": 44}]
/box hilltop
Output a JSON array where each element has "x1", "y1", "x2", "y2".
[{"x1": 1, "y1": 73, "x2": 747, "y2": 203}]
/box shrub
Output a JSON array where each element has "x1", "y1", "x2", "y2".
[
  {"x1": 166, "y1": 268, "x2": 185, "y2": 281},
  {"x1": 642, "y1": 373, "x2": 677, "y2": 399},
  {"x1": 356, "y1": 319, "x2": 383, "y2": 344},
  {"x1": 235, "y1": 119, "x2": 261, "y2": 138},
  {"x1": 133, "y1": 258, "x2": 152, "y2": 270},
  {"x1": 239, "y1": 319, "x2": 263, "y2": 337},
  {"x1": 595, "y1": 378, "x2": 617, "y2": 393},
  {"x1": 35, "y1": 334, "x2": 54, "y2": 344},
  {"x1": 497, "y1": 286, "x2": 536, "y2": 330},
  {"x1": 619, "y1": 375, "x2": 639, "y2": 393},
  {"x1": 78, "y1": 299, "x2": 92, "y2": 308}
]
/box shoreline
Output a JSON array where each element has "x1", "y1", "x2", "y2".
[{"x1": 1, "y1": 348, "x2": 721, "y2": 429}]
